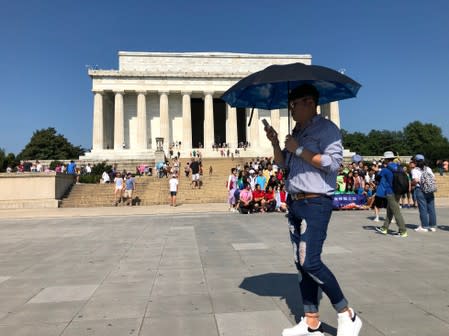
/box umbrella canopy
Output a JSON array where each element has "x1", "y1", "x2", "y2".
[{"x1": 221, "y1": 62, "x2": 361, "y2": 110}]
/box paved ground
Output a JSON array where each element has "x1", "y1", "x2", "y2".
[{"x1": 0, "y1": 204, "x2": 448, "y2": 336}]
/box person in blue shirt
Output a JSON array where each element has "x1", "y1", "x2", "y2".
[
  {"x1": 255, "y1": 169, "x2": 267, "y2": 190},
  {"x1": 66, "y1": 160, "x2": 76, "y2": 175},
  {"x1": 374, "y1": 151, "x2": 407, "y2": 237},
  {"x1": 264, "y1": 84, "x2": 362, "y2": 336}
]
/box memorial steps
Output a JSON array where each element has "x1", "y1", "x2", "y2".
[{"x1": 60, "y1": 157, "x2": 251, "y2": 208}]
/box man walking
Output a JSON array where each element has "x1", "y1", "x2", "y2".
[
  {"x1": 374, "y1": 151, "x2": 408, "y2": 237},
  {"x1": 265, "y1": 84, "x2": 362, "y2": 336}
]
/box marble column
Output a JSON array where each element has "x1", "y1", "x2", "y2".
[
  {"x1": 137, "y1": 91, "x2": 147, "y2": 150},
  {"x1": 271, "y1": 109, "x2": 280, "y2": 134},
  {"x1": 113, "y1": 91, "x2": 125, "y2": 150},
  {"x1": 249, "y1": 108, "x2": 259, "y2": 147},
  {"x1": 182, "y1": 91, "x2": 192, "y2": 150},
  {"x1": 204, "y1": 92, "x2": 214, "y2": 149},
  {"x1": 318, "y1": 104, "x2": 329, "y2": 119},
  {"x1": 329, "y1": 101, "x2": 341, "y2": 128},
  {"x1": 92, "y1": 91, "x2": 104, "y2": 151},
  {"x1": 226, "y1": 104, "x2": 237, "y2": 149},
  {"x1": 159, "y1": 91, "x2": 169, "y2": 151}
]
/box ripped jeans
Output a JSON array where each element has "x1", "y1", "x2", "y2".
[{"x1": 287, "y1": 195, "x2": 348, "y2": 313}]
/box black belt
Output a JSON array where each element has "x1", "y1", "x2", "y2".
[{"x1": 289, "y1": 192, "x2": 324, "y2": 201}]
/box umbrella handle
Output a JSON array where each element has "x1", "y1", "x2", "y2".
[
  {"x1": 247, "y1": 107, "x2": 255, "y2": 127},
  {"x1": 287, "y1": 81, "x2": 291, "y2": 134}
]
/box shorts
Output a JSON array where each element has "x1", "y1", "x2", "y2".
[
  {"x1": 170, "y1": 191, "x2": 177, "y2": 196},
  {"x1": 192, "y1": 173, "x2": 200, "y2": 181},
  {"x1": 124, "y1": 189, "x2": 133, "y2": 198},
  {"x1": 115, "y1": 187, "x2": 123, "y2": 193},
  {"x1": 373, "y1": 195, "x2": 387, "y2": 209}
]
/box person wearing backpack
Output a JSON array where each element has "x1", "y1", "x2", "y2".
[
  {"x1": 374, "y1": 151, "x2": 408, "y2": 237},
  {"x1": 411, "y1": 154, "x2": 437, "y2": 232}
]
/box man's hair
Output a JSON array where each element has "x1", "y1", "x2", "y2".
[{"x1": 289, "y1": 84, "x2": 320, "y2": 105}]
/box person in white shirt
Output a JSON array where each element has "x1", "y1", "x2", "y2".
[
  {"x1": 411, "y1": 154, "x2": 437, "y2": 232},
  {"x1": 169, "y1": 174, "x2": 179, "y2": 207},
  {"x1": 36, "y1": 161, "x2": 42, "y2": 172},
  {"x1": 102, "y1": 171, "x2": 110, "y2": 184}
]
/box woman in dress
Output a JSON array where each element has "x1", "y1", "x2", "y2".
[{"x1": 227, "y1": 168, "x2": 238, "y2": 212}]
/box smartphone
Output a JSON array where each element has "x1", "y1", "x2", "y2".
[{"x1": 261, "y1": 119, "x2": 270, "y2": 128}]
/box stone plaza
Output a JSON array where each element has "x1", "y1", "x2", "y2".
[{"x1": 0, "y1": 205, "x2": 448, "y2": 335}]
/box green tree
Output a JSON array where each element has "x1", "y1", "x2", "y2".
[
  {"x1": 341, "y1": 130, "x2": 368, "y2": 155},
  {"x1": 365, "y1": 130, "x2": 407, "y2": 156},
  {"x1": 342, "y1": 121, "x2": 449, "y2": 166},
  {"x1": 403, "y1": 121, "x2": 449, "y2": 159},
  {"x1": 0, "y1": 148, "x2": 17, "y2": 172},
  {"x1": 18, "y1": 128, "x2": 84, "y2": 160},
  {"x1": 343, "y1": 129, "x2": 407, "y2": 156},
  {"x1": 79, "y1": 161, "x2": 112, "y2": 184}
]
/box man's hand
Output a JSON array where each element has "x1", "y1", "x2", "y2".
[
  {"x1": 285, "y1": 135, "x2": 299, "y2": 153},
  {"x1": 264, "y1": 126, "x2": 279, "y2": 146}
]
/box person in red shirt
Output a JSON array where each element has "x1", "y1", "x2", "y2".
[
  {"x1": 252, "y1": 184, "x2": 266, "y2": 212},
  {"x1": 278, "y1": 184, "x2": 288, "y2": 212},
  {"x1": 264, "y1": 185, "x2": 277, "y2": 212},
  {"x1": 276, "y1": 169, "x2": 284, "y2": 183}
]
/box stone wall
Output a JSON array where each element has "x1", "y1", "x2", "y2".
[
  {"x1": 0, "y1": 173, "x2": 75, "y2": 208},
  {"x1": 118, "y1": 52, "x2": 312, "y2": 74}
]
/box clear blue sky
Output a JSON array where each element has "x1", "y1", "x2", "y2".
[{"x1": 1, "y1": 0, "x2": 448, "y2": 155}]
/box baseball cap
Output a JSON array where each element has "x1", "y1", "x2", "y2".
[{"x1": 415, "y1": 154, "x2": 425, "y2": 161}]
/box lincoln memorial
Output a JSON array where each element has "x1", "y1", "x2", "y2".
[{"x1": 81, "y1": 51, "x2": 341, "y2": 160}]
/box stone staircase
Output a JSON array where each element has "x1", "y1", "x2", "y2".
[
  {"x1": 60, "y1": 157, "x2": 251, "y2": 208},
  {"x1": 435, "y1": 175, "x2": 449, "y2": 198}
]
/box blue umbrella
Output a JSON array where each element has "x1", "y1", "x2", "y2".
[{"x1": 221, "y1": 62, "x2": 361, "y2": 110}]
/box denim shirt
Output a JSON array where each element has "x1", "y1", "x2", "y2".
[{"x1": 281, "y1": 115, "x2": 343, "y2": 195}]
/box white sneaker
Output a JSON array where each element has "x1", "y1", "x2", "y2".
[
  {"x1": 337, "y1": 308, "x2": 362, "y2": 336},
  {"x1": 373, "y1": 216, "x2": 379, "y2": 222},
  {"x1": 429, "y1": 227, "x2": 437, "y2": 232},
  {"x1": 282, "y1": 317, "x2": 324, "y2": 336},
  {"x1": 414, "y1": 227, "x2": 428, "y2": 232}
]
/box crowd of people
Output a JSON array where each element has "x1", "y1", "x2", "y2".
[
  {"x1": 6, "y1": 159, "x2": 90, "y2": 184},
  {"x1": 6, "y1": 159, "x2": 92, "y2": 177},
  {"x1": 225, "y1": 150, "x2": 442, "y2": 237},
  {"x1": 226, "y1": 157, "x2": 288, "y2": 214},
  {"x1": 225, "y1": 152, "x2": 442, "y2": 219},
  {"x1": 335, "y1": 152, "x2": 442, "y2": 235}
]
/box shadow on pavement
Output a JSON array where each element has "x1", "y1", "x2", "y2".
[{"x1": 239, "y1": 272, "x2": 337, "y2": 335}]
